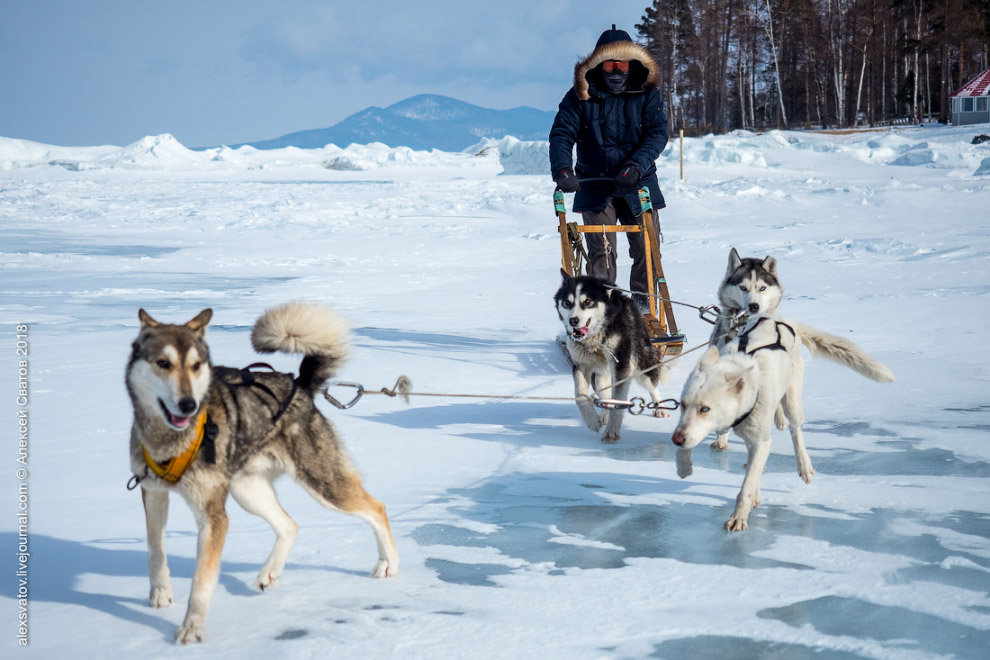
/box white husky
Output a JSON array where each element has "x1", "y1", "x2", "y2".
[
  {"x1": 673, "y1": 313, "x2": 812, "y2": 531},
  {"x1": 708, "y1": 248, "x2": 894, "y2": 451}
]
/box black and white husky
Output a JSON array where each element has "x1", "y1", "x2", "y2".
[
  {"x1": 554, "y1": 270, "x2": 669, "y2": 443},
  {"x1": 709, "y1": 248, "x2": 783, "y2": 349}
]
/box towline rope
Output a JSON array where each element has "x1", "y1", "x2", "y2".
[
  {"x1": 595, "y1": 312, "x2": 750, "y2": 397},
  {"x1": 322, "y1": 379, "x2": 680, "y2": 415},
  {"x1": 319, "y1": 341, "x2": 718, "y2": 416},
  {"x1": 321, "y1": 376, "x2": 616, "y2": 409},
  {"x1": 602, "y1": 283, "x2": 728, "y2": 326},
  {"x1": 316, "y1": 295, "x2": 744, "y2": 416}
]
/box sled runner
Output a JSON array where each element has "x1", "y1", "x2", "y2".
[{"x1": 554, "y1": 186, "x2": 685, "y2": 357}]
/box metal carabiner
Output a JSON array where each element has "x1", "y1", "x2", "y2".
[
  {"x1": 595, "y1": 397, "x2": 649, "y2": 415},
  {"x1": 698, "y1": 305, "x2": 722, "y2": 325},
  {"x1": 628, "y1": 397, "x2": 647, "y2": 416},
  {"x1": 323, "y1": 382, "x2": 366, "y2": 409},
  {"x1": 594, "y1": 398, "x2": 634, "y2": 411}
]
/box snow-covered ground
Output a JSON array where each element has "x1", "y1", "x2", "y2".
[{"x1": 1, "y1": 125, "x2": 988, "y2": 659}]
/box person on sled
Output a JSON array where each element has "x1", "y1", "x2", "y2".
[{"x1": 549, "y1": 25, "x2": 668, "y2": 312}]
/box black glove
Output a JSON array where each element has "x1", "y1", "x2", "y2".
[
  {"x1": 614, "y1": 163, "x2": 640, "y2": 189},
  {"x1": 554, "y1": 168, "x2": 580, "y2": 193}
]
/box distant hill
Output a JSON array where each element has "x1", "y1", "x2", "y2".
[{"x1": 230, "y1": 94, "x2": 555, "y2": 152}]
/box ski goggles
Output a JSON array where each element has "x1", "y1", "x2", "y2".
[{"x1": 601, "y1": 60, "x2": 630, "y2": 74}]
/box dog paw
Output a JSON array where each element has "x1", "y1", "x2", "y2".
[
  {"x1": 256, "y1": 570, "x2": 280, "y2": 592},
  {"x1": 149, "y1": 584, "x2": 173, "y2": 608},
  {"x1": 795, "y1": 451, "x2": 814, "y2": 484},
  {"x1": 711, "y1": 432, "x2": 729, "y2": 451},
  {"x1": 582, "y1": 413, "x2": 605, "y2": 432},
  {"x1": 371, "y1": 558, "x2": 398, "y2": 578},
  {"x1": 175, "y1": 618, "x2": 205, "y2": 644},
  {"x1": 601, "y1": 429, "x2": 620, "y2": 443},
  {"x1": 774, "y1": 406, "x2": 789, "y2": 431},
  {"x1": 652, "y1": 409, "x2": 671, "y2": 419},
  {"x1": 724, "y1": 515, "x2": 749, "y2": 532}
]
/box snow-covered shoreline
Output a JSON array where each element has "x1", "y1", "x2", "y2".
[{"x1": 4, "y1": 123, "x2": 989, "y2": 176}]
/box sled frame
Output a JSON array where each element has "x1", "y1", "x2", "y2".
[{"x1": 555, "y1": 188, "x2": 684, "y2": 356}]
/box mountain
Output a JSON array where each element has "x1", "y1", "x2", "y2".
[{"x1": 231, "y1": 94, "x2": 555, "y2": 152}]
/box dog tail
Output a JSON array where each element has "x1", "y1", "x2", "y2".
[
  {"x1": 251, "y1": 302, "x2": 351, "y2": 390},
  {"x1": 790, "y1": 321, "x2": 894, "y2": 382},
  {"x1": 650, "y1": 348, "x2": 670, "y2": 386}
]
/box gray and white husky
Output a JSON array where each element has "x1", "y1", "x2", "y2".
[
  {"x1": 710, "y1": 248, "x2": 784, "y2": 348},
  {"x1": 126, "y1": 302, "x2": 398, "y2": 644},
  {"x1": 554, "y1": 270, "x2": 669, "y2": 443},
  {"x1": 708, "y1": 248, "x2": 894, "y2": 450},
  {"x1": 673, "y1": 313, "x2": 812, "y2": 531}
]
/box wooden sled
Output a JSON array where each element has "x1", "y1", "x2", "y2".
[{"x1": 554, "y1": 187, "x2": 685, "y2": 361}]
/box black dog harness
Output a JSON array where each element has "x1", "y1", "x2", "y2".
[
  {"x1": 730, "y1": 318, "x2": 796, "y2": 429},
  {"x1": 736, "y1": 317, "x2": 796, "y2": 356},
  {"x1": 127, "y1": 362, "x2": 303, "y2": 491},
  {"x1": 234, "y1": 362, "x2": 300, "y2": 424}
]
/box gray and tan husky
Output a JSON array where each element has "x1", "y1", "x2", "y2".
[
  {"x1": 126, "y1": 302, "x2": 398, "y2": 644},
  {"x1": 708, "y1": 248, "x2": 894, "y2": 450}
]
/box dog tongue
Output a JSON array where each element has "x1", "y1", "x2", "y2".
[
  {"x1": 574, "y1": 326, "x2": 590, "y2": 337},
  {"x1": 170, "y1": 413, "x2": 192, "y2": 429}
]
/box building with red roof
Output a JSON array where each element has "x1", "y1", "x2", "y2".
[{"x1": 951, "y1": 68, "x2": 990, "y2": 126}]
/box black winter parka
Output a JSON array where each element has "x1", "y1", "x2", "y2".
[{"x1": 549, "y1": 38, "x2": 668, "y2": 215}]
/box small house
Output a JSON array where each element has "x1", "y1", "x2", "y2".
[{"x1": 951, "y1": 68, "x2": 990, "y2": 126}]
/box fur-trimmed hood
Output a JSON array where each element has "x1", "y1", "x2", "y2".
[{"x1": 573, "y1": 40, "x2": 660, "y2": 101}]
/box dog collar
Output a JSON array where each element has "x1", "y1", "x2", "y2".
[
  {"x1": 142, "y1": 410, "x2": 209, "y2": 484},
  {"x1": 731, "y1": 406, "x2": 754, "y2": 428}
]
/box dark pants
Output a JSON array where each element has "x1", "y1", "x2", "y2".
[{"x1": 581, "y1": 197, "x2": 659, "y2": 302}]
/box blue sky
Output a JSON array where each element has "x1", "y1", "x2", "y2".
[{"x1": 1, "y1": 1, "x2": 650, "y2": 147}]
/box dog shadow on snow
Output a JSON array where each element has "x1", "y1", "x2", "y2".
[
  {"x1": 361, "y1": 399, "x2": 683, "y2": 452},
  {"x1": 0, "y1": 531, "x2": 359, "y2": 641},
  {"x1": 354, "y1": 329, "x2": 569, "y2": 379}
]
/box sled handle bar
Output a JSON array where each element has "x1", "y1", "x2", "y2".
[{"x1": 554, "y1": 177, "x2": 618, "y2": 193}]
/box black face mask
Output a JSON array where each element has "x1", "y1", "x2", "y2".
[{"x1": 603, "y1": 70, "x2": 629, "y2": 95}]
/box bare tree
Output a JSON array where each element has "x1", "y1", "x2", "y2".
[
  {"x1": 761, "y1": 0, "x2": 789, "y2": 127},
  {"x1": 853, "y1": 1, "x2": 877, "y2": 125},
  {"x1": 636, "y1": 0, "x2": 987, "y2": 131}
]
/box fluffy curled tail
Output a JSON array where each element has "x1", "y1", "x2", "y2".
[
  {"x1": 251, "y1": 302, "x2": 350, "y2": 390},
  {"x1": 790, "y1": 320, "x2": 894, "y2": 382}
]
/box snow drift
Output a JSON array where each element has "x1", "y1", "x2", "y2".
[{"x1": 4, "y1": 124, "x2": 990, "y2": 176}]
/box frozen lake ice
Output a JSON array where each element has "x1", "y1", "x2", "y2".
[{"x1": 1, "y1": 126, "x2": 989, "y2": 658}]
